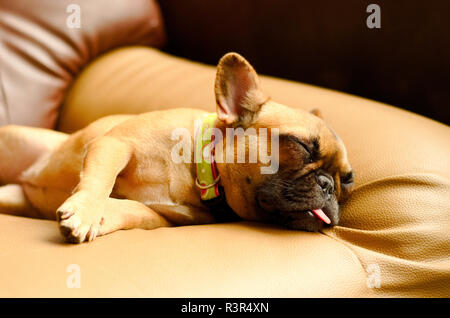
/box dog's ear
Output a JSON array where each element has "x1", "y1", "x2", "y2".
[
  {"x1": 215, "y1": 52, "x2": 268, "y2": 126},
  {"x1": 310, "y1": 108, "x2": 324, "y2": 119}
]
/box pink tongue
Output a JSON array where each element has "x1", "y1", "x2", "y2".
[{"x1": 312, "y1": 209, "x2": 331, "y2": 224}]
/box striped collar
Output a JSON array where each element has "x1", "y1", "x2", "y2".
[
  {"x1": 194, "y1": 113, "x2": 221, "y2": 201},
  {"x1": 194, "y1": 113, "x2": 240, "y2": 223}
]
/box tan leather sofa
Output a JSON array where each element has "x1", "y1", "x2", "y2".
[
  {"x1": 1, "y1": 47, "x2": 448, "y2": 297},
  {"x1": 0, "y1": 1, "x2": 449, "y2": 298}
]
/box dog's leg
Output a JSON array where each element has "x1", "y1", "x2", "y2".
[
  {"x1": 58, "y1": 197, "x2": 172, "y2": 243},
  {"x1": 56, "y1": 136, "x2": 135, "y2": 242},
  {"x1": 0, "y1": 125, "x2": 67, "y2": 185}
]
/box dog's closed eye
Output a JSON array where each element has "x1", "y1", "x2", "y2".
[{"x1": 280, "y1": 135, "x2": 320, "y2": 163}]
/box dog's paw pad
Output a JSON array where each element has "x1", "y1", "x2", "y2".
[
  {"x1": 56, "y1": 210, "x2": 74, "y2": 221},
  {"x1": 59, "y1": 224, "x2": 73, "y2": 238},
  {"x1": 57, "y1": 207, "x2": 102, "y2": 244}
]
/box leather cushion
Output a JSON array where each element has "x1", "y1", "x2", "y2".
[
  {"x1": 0, "y1": 0, "x2": 165, "y2": 128},
  {"x1": 0, "y1": 214, "x2": 371, "y2": 297}
]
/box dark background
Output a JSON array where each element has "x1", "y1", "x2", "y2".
[{"x1": 158, "y1": 0, "x2": 450, "y2": 125}]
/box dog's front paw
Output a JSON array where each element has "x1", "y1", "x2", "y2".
[{"x1": 56, "y1": 191, "x2": 104, "y2": 243}]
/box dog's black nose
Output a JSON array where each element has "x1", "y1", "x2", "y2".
[{"x1": 316, "y1": 174, "x2": 334, "y2": 197}]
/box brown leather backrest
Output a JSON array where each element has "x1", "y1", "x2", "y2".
[{"x1": 0, "y1": 0, "x2": 166, "y2": 128}]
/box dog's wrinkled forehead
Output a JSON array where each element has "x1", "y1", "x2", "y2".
[
  {"x1": 254, "y1": 102, "x2": 342, "y2": 156},
  {"x1": 254, "y1": 101, "x2": 353, "y2": 195}
]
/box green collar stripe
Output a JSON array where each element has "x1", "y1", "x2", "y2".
[{"x1": 195, "y1": 113, "x2": 220, "y2": 200}]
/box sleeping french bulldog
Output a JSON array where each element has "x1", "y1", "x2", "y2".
[{"x1": 0, "y1": 53, "x2": 354, "y2": 243}]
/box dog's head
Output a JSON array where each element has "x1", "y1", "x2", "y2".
[{"x1": 214, "y1": 53, "x2": 354, "y2": 232}]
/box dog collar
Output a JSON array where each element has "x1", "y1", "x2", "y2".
[
  {"x1": 194, "y1": 113, "x2": 241, "y2": 223},
  {"x1": 194, "y1": 113, "x2": 221, "y2": 200}
]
